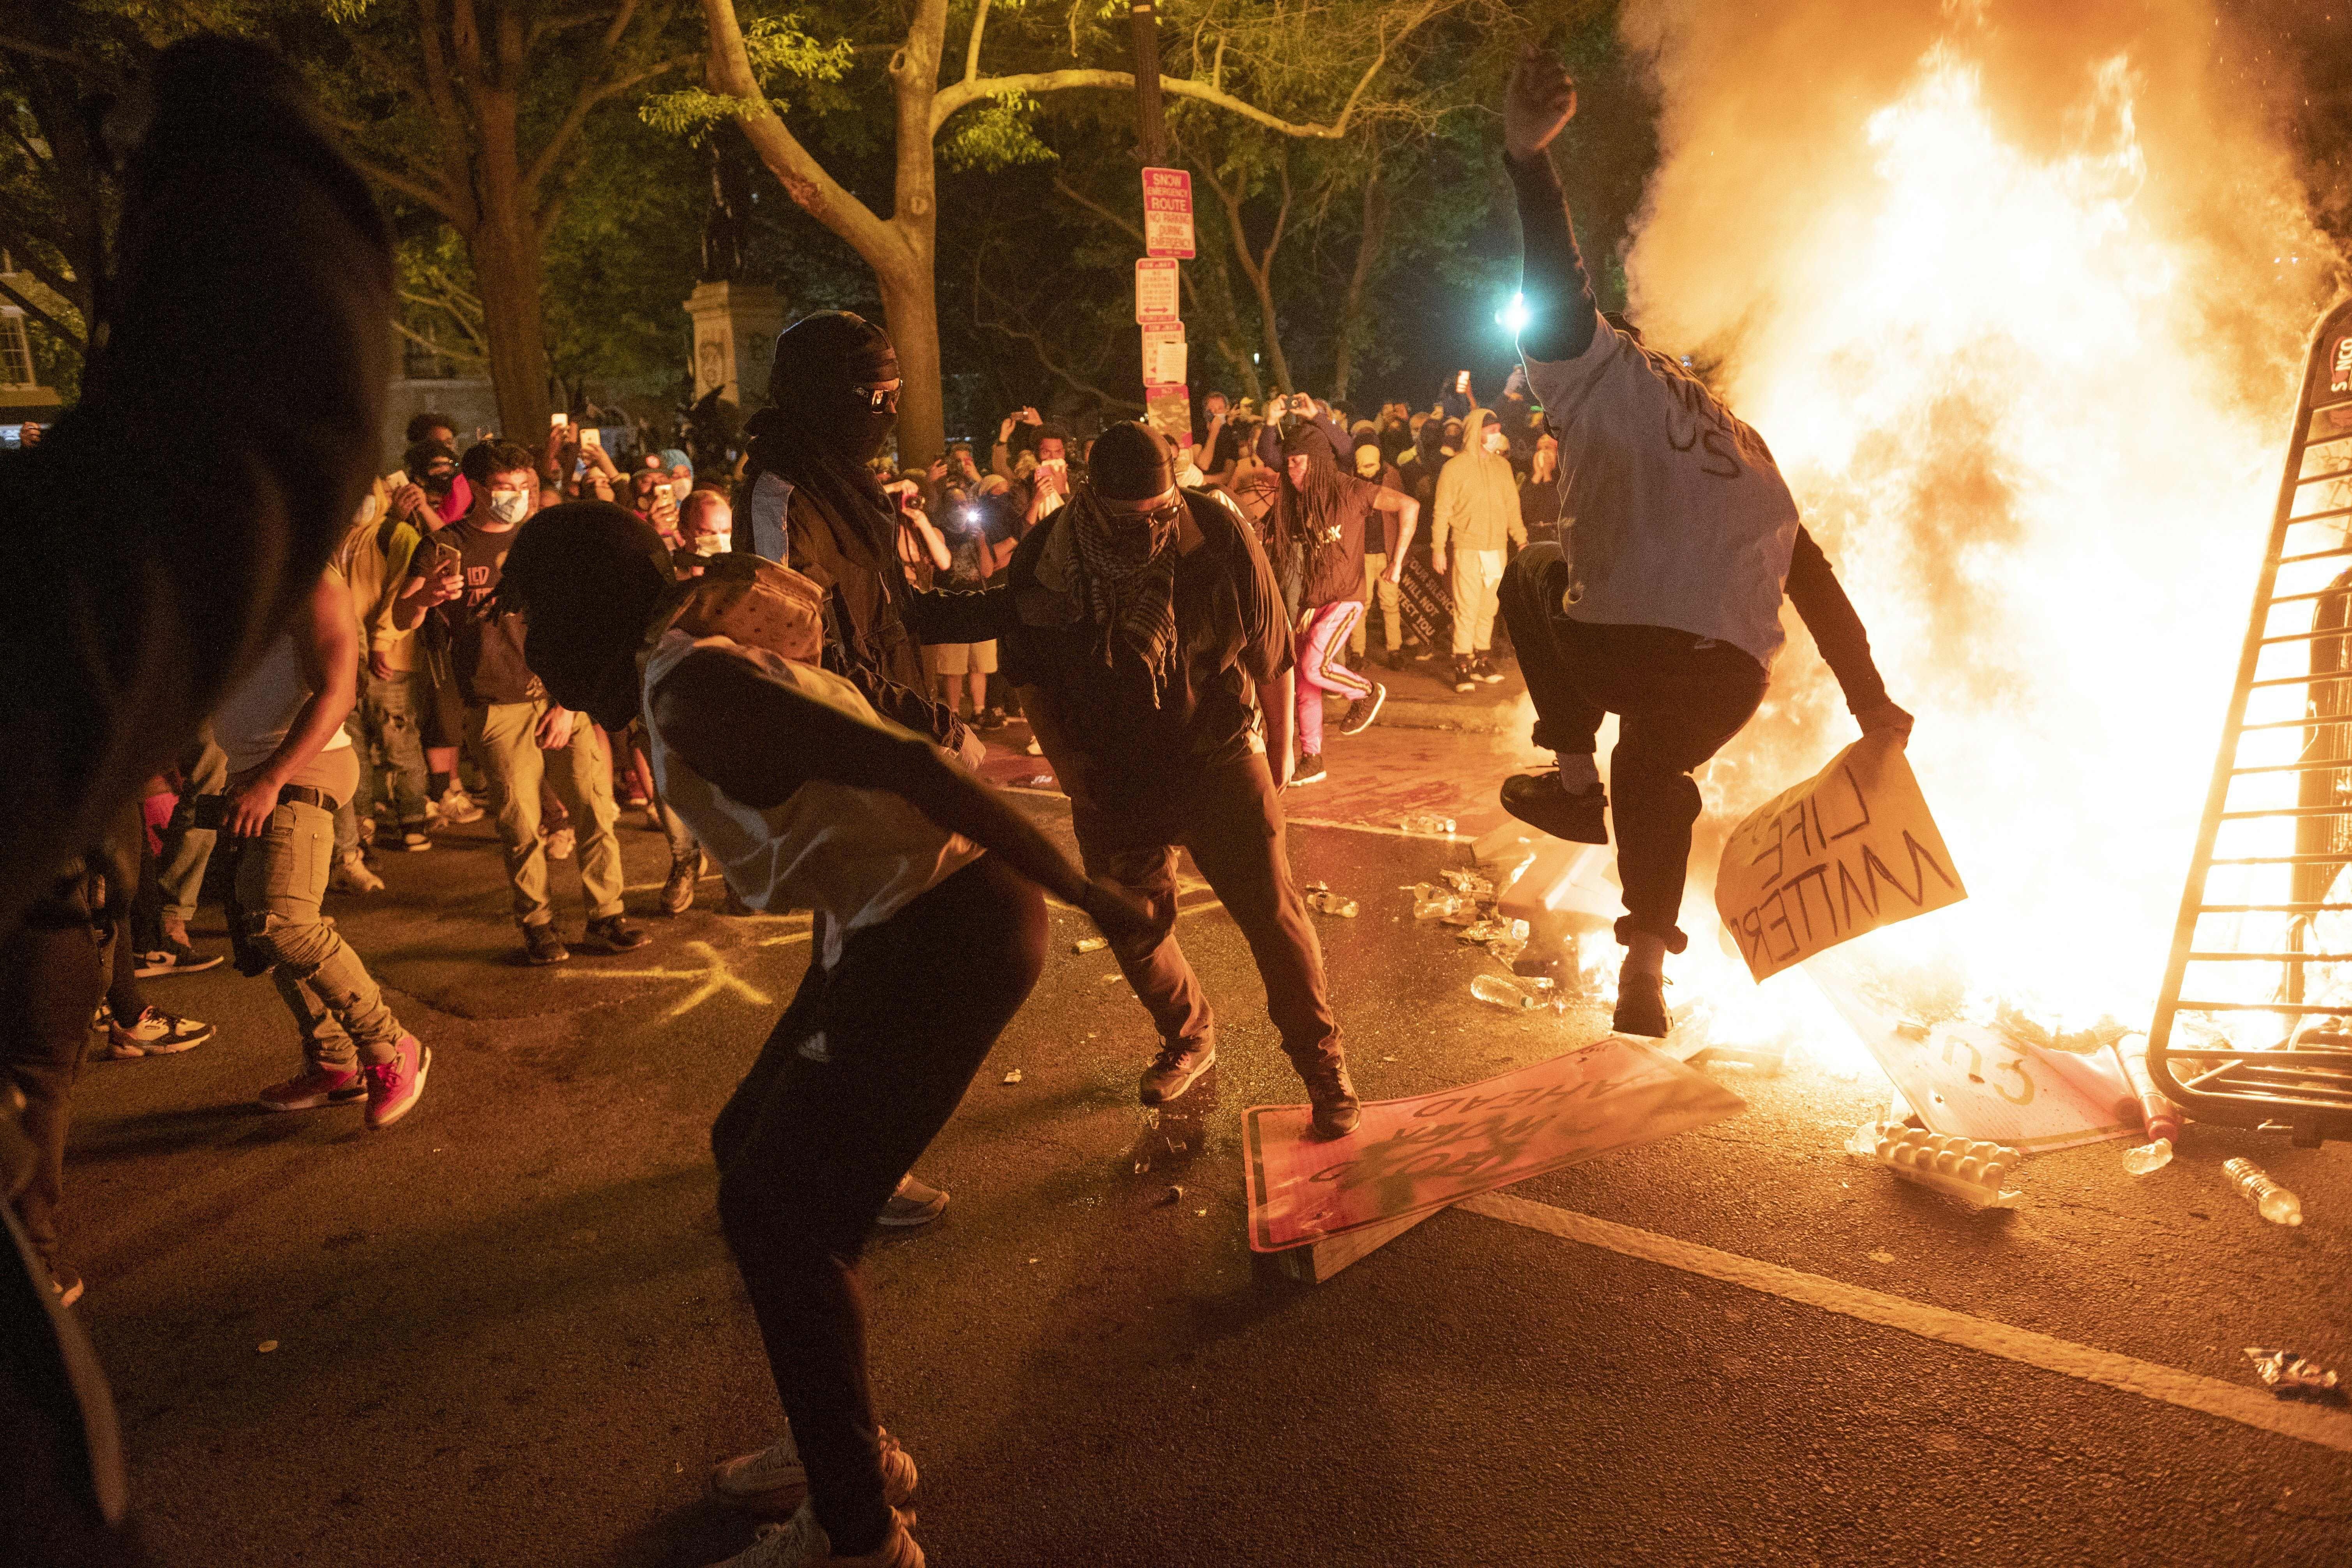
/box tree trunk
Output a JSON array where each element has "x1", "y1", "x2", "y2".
[
  {"x1": 1331, "y1": 163, "x2": 1385, "y2": 406},
  {"x1": 884, "y1": 23, "x2": 947, "y2": 468},
  {"x1": 875, "y1": 245, "x2": 944, "y2": 468},
  {"x1": 459, "y1": 83, "x2": 552, "y2": 438}
]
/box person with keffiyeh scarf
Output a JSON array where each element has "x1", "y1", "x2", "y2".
[{"x1": 901, "y1": 421, "x2": 1363, "y2": 1139}]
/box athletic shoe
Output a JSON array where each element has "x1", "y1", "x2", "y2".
[
  {"x1": 703, "y1": 1501, "x2": 922, "y2": 1567},
  {"x1": 257, "y1": 1063, "x2": 368, "y2": 1111},
  {"x1": 363, "y1": 1035, "x2": 430, "y2": 1130},
  {"x1": 1139, "y1": 1037, "x2": 1217, "y2": 1105},
  {"x1": 436, "y1": 787, "x2": 485, "y2": 825},
  {"x1": 1471, "y1": 653, "x2": 1506, "y2": 685},
  {"x1": 1298, "y1": 1053, "x2": 1361, "y2": 1138},
  {"x1": 1383, "y1": 646, "x2": 1408, "y2": 671},
  {"x1": 879, "y1": 1174, "x2": 948, "y2": 1227},
  {"x1": 586, "y1": 915, "x2": 650, "y2": 952},
  {"x1": 399, "y1": 825, "x2": 433, "y2": 852},
  {"x1": 1500, "y1": 770, "x2": 1609, "y2": 845},
  {"x1": 523, "y1": 923, "x2": 570, "y2": 965},
  {"x1": 51, "y1": 1268, "x2": 84, "y2": 1309},
  {"x1": 104, "y1": 1007, "x2": 215, "y2": 1059},
  {"x1": 1614, "y1": 970, "x2": 1672, "y2": 1038},
  {"x1": 713, "y1": 1426, "x2": 920, "y2": 1518},
  {"x1": 135, "y1": 937, "x2": 224, "y2": 978},
  {"x1": 1337, "y1": 682, "x2": 1387, "y2": 736},
  {"x1": 1290, "y1": 753, "x2": 1328, "y2": 787},
  {"x1": 1451, "y1": 658, "x2": 1478, "y2": 694},
  {"x1": 329, "y1": 850, "x2": 385, "y2": 895},
  {"x1": 976, "y1": 707, "x2": 1008, "y2": 732},
  {"x1": 355, "y1": 817, "x2": 376, "y2": 849},
  {"x1": 544, "y1": 825, "x2": 576, "y2": 862},
  {"x1": 660, "y1": 858, "x2": 699, "y2": 916}
]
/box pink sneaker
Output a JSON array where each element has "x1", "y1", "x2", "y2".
[
  {"x1": 257, "y1": 1064, "x2": 367, "y2": 1111},
  {"x1": 363, "y1": 1036, "x2": 430, "y2": 1130}
]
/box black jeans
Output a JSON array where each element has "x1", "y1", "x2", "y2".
[
  {"x1": 1069, "y1": 755, "x2": 1340, "y2": 1072},
  {"x1": 710, "y1": 855, "x2": 1046, "y2": 1554},
  {"x1": 0, "y1": 867, "x2": 106, "y2": 1280},
  {"x1": 1499, "y1": 543, "x2": 1768, "y2": 953}
]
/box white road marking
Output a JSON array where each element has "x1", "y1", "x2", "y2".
[{"x1": 1459, "y1": 1191, "x2": 2352, "y2": 1454}]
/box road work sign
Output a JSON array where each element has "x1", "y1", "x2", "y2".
[
  {"x1": 1245, "y1": 1038, "x2": 1744, "y2": 1254},
  {"x1": 1715, "y1": 731, "x2": 1965, "y2": 984}
]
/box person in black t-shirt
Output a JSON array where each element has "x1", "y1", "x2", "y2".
[{"x1": 903, "y1": 422, "x2": 1361, "y2": 1139}]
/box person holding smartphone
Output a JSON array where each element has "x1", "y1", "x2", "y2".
[{"x1": 495, "y1": 502, "x2": 1163, "y2": 1568}]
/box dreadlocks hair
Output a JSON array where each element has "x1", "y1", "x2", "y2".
[{"x1": 1277, "y1": 436, "x2": 1349, "y2": 550}]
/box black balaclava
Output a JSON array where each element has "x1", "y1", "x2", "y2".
[
  {"x1": 741, "y1": 310, "x2": 901, "y2": 562},
  {"x1": 496, "y1": 501, "x2": 676, "y2": 732}
]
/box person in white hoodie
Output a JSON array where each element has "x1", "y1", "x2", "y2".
[{"x1": 1430, "y1": 406, "x2": 1527, "y2": 692}]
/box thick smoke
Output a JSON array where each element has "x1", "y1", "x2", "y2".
[{"x1": 1608, "y1": 0, "x2": 2342, "y2": 1015}]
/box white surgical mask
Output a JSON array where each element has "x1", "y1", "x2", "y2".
[
  {"x1": 488, "y1": 491, "x2": 531, "y2": 525},
  {"x1": 693, "y1": 532, "x2": 731, "y2": 557}
]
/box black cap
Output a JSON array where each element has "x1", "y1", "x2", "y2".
[
  {"x1": 1089, "y1": 421, "x2": 1174, "y2": 500},
  {"x1": 767, "y1": 311, "x2": 898, "y2": 403}
]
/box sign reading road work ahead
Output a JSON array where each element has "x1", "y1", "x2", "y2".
[
  {"x1": 1141, "y1": 167, "x2": 1195, "y2": 259},
  {"x1": 1714, "y1": 731, "x2": 1966, "y2": 984},
  {"x1": 1245, "y1": 1038, "x2": 1745, "y2": 1253},
  {"x1": 1134, "y1": 257, "x2": 1180, "y2": 325}
]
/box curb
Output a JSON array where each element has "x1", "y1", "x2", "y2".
[{"x1": 1373, "y1": 696, "x2": 1521, "y2": 734}]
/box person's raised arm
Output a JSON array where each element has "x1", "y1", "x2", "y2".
[
  {"x1": 651, "y1": 649, "x2": 1165, "y2": 945},
  {"x1": 1503, "y1": 42, "x2": 1598, "y2": 365},
  {"x1": 1785, "y1": 526, "x2": 1912, "y2": 740}
]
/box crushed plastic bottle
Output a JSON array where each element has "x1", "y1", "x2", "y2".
[
  {"x1": 1440, "y1": 867, "x2": 1498, "y2": 899},
  {"x1": 2245, "y1": 1347, "x2": 2339, "y2": 1395},
  {"x1": 2120, "y1": 1138, "x2": 2174, "y2": 1176},
  {"x1": 2223, "y1": 1157, "x2": 2304, "y2": 1226},
  {"x1": 1471, "y1": 973, "x2": 1538, "y2": 1010},
  {"x1": 1305, "y1": 890, "x2": 1359, "y2": 918},
  {"x1": 1072, "y1": 936, "x2": 1109, "y2": 954},
  {"x1": 1398, "y1": 812, "x2": 1457, "y2": 836},
  {"x1": 1410, "y1": 884, "x2": 1466, "y2": 920}
]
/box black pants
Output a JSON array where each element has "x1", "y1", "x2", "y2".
[
  {"x1": 710, "y1": 855, "x2": 1046, "y2": 1554},
  {"x1": 1499, "y1": 544, "x2": 1768, "y2": 953},
  {"x1": 1070, "y1": 755, "x2": 1340, "y2": 1072},
  {"x1": 0, "y1": 868, "x2": 105, "y2": 1280}
]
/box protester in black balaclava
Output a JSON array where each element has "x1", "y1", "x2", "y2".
[
  {"x1": 899, "y1": 421, "x2": 1363, "y2": 1142},
  {"x1": 733, "y1": 311, "x2": 969, "y2": 757}
]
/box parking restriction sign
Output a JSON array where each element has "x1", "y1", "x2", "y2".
[{"x1": 1142, "y1": 168, "x2": 1195, "y2": 260}]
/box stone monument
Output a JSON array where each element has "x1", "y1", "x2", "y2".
[{"x1": 682, "y1": 130, "x2": 782, "y2": 408}]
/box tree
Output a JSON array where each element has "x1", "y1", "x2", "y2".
[{"x1": 685, "y1": 0, "x2": 1469, "y2": 465}]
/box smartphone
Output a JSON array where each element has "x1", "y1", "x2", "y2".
[
  {"x1": 654, "y1": 481, "x2": 675, "y2": 505},
  {"x1": 1455, "y1": 371, "x2": 1471, "y2": 393},
  {"x1": 430, "y1": 536, "x2": 463, "y2": 571},
  {"x1": 551, "y1": 411, "x2": 569, "y2": 430},
  {"x1": 384, "y1": 469, "x2": 409, "y2": 491},
  {"x1": 580, "y1": 427, "x2": 602, "y2": 452}
]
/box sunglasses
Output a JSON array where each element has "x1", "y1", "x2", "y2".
[
  {"x1": 1104, "y1": 491, "x2": 1185, "y2": 529},
  {"x1": 851, "y1": 383, "x2": 901, "y2": 413}
]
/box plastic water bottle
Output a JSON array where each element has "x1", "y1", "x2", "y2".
[
  {"x1": 1471, "y1": 974, "x2": 1537, "y2": 1011},
  {"x1": 1307, "y1": 891, "x2": 1359, "y2": 918},
  {"x1": 2120, "y1": 1138, "x2": 2174, "y2": 1177},
  {"x1": 1412, "y1": 887, "x2": 1465, "y2": 920},
  {"x1": 1398, "y1": 812, "x2": 1457, "y2": 836},
  {"x1": 2223, "y1": 1157, "x2": 2304, "y2": 1226}
]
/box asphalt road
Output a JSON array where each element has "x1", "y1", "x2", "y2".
[{"x1": 56, "y1": 739, "x2": 2352, "y2": 1568}]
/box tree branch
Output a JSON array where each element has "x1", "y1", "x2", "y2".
[
  {"x1": 390, "y1": 314, "x2": 489, "y2": 369},
  {"x1": 0, "y1": 34, "x2": 120, "y2": 88},
  {"x1": 341, "y1": 144, "x2": 468, "y2": 223},
  {"x1": 524, "y1": 51, "x2": 699, "y2": 209},
  {"x1": 0, "y1": 277, "x2": 81, "y2": 350},
  {"x1": 962, "y1": 0, "x2": 992, "y2": 85}
]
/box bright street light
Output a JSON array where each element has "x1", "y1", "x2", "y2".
[{"x1": 1495, "y1": 291, "x2": 1529, "y2": 336}]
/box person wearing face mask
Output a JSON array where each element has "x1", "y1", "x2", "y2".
[
  {"x1": 1431, "y1": 407, "x2": 1527, "y2": 693},
  {"x1": 735, "y1": 313, "x2": 971, "y2": 762},
  {"x1": 1348, "y1": 436, "x2": 1410, "y2": 671},
  {"x1": 678, "y1": 489, "x2": 735, "y2": 571},
  {"x1": 901, "y1": 422, "x2": 1365, "y2": 1141},
  {"x1": 494, "y1": 503, "x2": 1161, "y2": 1568},
  {"x1": 395, "y1": 440, "x2": 646, "y2": 966}
]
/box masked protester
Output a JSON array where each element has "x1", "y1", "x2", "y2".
[
  {"x1": 733, "y1": 313, "x2": 972, "y2": 761},
  {"x1": 496, "y1": 504, "x2": 1159, "y2": 1568},
  {"x1": 1270, "y1": 424, "x2": 1418, "y2": 784},
  {"x1": 1494, "y1": 44, "x2": 1912, "y2": 1037},
  {"x1": 1430, "y1": 408, "x2": 1527, "y2": 692},
  {"x1": 1349, "y1": 437, "x2": 1411, "y2": 667},
  {"x1": 902, "y1": 422, "x2": 1365, "y2": 1139}
]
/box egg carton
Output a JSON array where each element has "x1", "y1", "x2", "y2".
[{"x1": 1845, "y1": 1121, "x2": 2028, "y2": 1210}]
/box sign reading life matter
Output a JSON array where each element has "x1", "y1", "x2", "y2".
[
  {"x1": 1714, "y1": 731, "x2": 1966, "y2": 983},
  {"x1": 1141, "y1": 167, "x2": 1195, "y2": 258}
]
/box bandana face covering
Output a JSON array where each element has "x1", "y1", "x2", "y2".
[{"x1": 1067, "y1": 489, "x2": 1182, "y2": 707}]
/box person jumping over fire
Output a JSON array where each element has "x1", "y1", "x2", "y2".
[{"x1": 1494, "y1": 41, "x2": 1913, "y2": 1038}]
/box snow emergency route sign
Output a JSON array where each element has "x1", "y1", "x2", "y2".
[
  {"x1": 1142, "y1": 167, "x2": 1195, "y2": 258},
  {"x1": 1715, "y1": 731, "x2": 1966, "y2": 984},
  {"x1": 1244, "y1": 1038, "x2": 1744, "y2": 1253},
  {"x1": 1134, "y1": 257, "x2": 1180, "y2": 325}
]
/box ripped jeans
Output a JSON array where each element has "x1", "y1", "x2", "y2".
[{"x1": 234, "y1": 789, "x2": 407, "y2": 1071}]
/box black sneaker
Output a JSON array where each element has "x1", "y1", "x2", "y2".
[
  {"x1": 1139, "y1": 1037, "x2": 1217, "y2": 1104},
  {"x1": 586, "y1": 915, "x2": 650, "y2": 952},
  {"x1": 1298, "y1": 1054, "x2": 1361, "y2": 1138},
  {"x1": 1338, "y1": 683, "x2": 1387, "y2": 736},
  {"x1": 1472, "y1": 653, "x2": 1506, "y2": 685},
  {"x1": 1614, "y1": 970, "x2": 1672, "y2": 1038},
  {"x1": 1499, "y1": 770, "x2": 1609, "y2": 844},
  {"x1": 398, "y1": 824, "x2": 433, "y2": 852},
  {"x1": 1291, "y1": 753, "x2": 1328, "y2": 786},
  {"x1": 1451, "y1": 658, "x2": 1478, "y2": 694},
  {"x1": 977, "y1": 707, "x2": 1008, "y2": 733},
  {"x1": 659, "y1": 858, "x2": 698, "y2": 916},
  {"x1": 135, "y1": 937, "x2": 224, "y2": 978},
  {"x1": 523, "y1": 923, "x2": 570, "y2": 965}
]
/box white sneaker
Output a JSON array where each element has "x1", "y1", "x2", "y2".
[
  {"x1": 704, "y1": 1502, "x2": 922, "y2": 1568},
  {"x1": 713, "y1": 1427, "x2": 918, "y2": 1517},
  {"x1": 330, "y1": 851, "x2": 385, "y2": 894},
  {"x1": 437, "y1": 787, "x2": 485, "y2": 825}
]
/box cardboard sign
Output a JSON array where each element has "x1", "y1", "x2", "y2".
[
  {"x1": 1715, "y1": 732, "x2": 1965, "y2": 983},
  {"x1": 1806, "y1": 945, "x2": 2139, "y2": 1153},
  {"x1": 1134, "y1": 257, "x2": 1180, "y2": 325},
  {"x1": 1245, "y1": 1038, "x2": 1745, "y2": 1254},
  {"x1": 1142, "y1": 168, "x2": 1196, "y2": 259}
]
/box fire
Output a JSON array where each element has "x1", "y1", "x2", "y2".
[{"x1": 1610, "y1": 9, "x2": 2340, "y2": 1069}]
